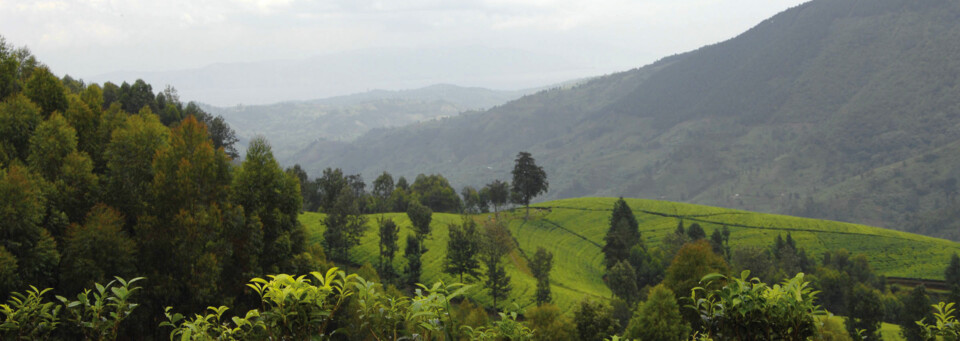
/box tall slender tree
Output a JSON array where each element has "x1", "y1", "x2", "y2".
[
  {"x1": 444, "y1": 217, "x2": 481, "y2": 282},
  {"x1": 510, "y1": 152, "x2": 548, "y2": 219},
  {"x1": 378, "y1": 218, "x2": 399, "y2": 281},
  {"x1": 603, "y1": 197, "x2": 640, "y2": 269},
  {"x1": 530, "y1": 247, "x2": 554, "y2": 306},
  {"x1": 404, "y1": 233, "x2": 422, "y2": 286},
  {"x1": 481, "y1": 221, "x2": 514, "y2": 308}
]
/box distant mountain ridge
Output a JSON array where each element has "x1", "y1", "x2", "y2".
[
  {"x1": 292, "y1": 0, "x2": 960, "y2": 240},
  {"x1": 203, "y1": 83, "x2": 548, "y2": 162},
  {"x1": 88, "y1": 46, "x2": 594, "y2": 106}
]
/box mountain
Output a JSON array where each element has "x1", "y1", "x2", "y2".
[
  {"x1": 292, "y1": 0, "x2": 960, "y2": 240},
  {"x1": 86, "y1": 46, "x2": 594, "y2": 106},
  {"x1": 201, "y1": 84, "x2": 548, "y2": 162},
  {"x1": 300, "y1": 197, "x2": 960, "y2": 312}
]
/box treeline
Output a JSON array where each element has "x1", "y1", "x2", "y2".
[
  {"x1": 599, "y1": 197, "x2": 960, "y2": 340},
  {"x1": 0, "y1": 37, "x2": 318, "y2": 337}
]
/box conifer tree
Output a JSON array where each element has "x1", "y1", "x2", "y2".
[{"x1": 603, "y1": 197, "x2": 640, "y2": 269}]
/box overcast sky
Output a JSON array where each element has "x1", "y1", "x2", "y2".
[{"x1": 1, "y1": 0, "x2": 809, "y2": 102}]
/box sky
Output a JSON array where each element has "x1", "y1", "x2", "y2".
[{"x1": 0, "y1": 0, "x2": 810, "y2": 104}]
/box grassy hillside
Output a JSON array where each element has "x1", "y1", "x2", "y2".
[
  {"x1": 301, "y1": 197, "x2": 960, "y2": 313},
  {"x1": 293, "y1": 0, "x2": 960, "y2": 241}
]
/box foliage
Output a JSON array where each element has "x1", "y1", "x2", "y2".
[
  {"x1": 60, "y1": 204, "x2": 137, "y2": 294},
  {"x1": 231, "y1": 136, "x2": 305, "y2": 274},
  {"x1": 55, "y1": 277, "x2": 144, "y2": 340},
  {"x1": 484, "y1": 180, "x2": 510, "y2": 217},
  {"x1": 481, "y1": 221, "x2": 514, "y2": 309},
  {"x1": 404, "y1": 234, "x2": 423, "y2": 286},
  {"x1": 0, "y1": 277, "x2": 143, "y2": 341},
  {"x1": 411, "y1": 173, "x2": 461, "y2": 213},
  {"x1": 665, "y1": 240, "x2": 730, "y2": 301},
  {"x1": 625, "y1": 283, "x2": 689, "y2": 341},
  {"x1": 573, "y1": 299, "x2": 617, "y2": 341},
  {"x1": 377, "y1": 218, "x2": 399, "y2": 281},
  {"x1": 23, "y1": 66, "x2": 67, "y2": 117},
  {"x1": 688, "y1": 271, "x2": 820, "y2": 340},
  {"x1": 845, "y1": 283, "x2": 884, "y2": 340},
  {"x1": 608, "y1": 261, "x2": 639, "y2": 304},
  {"x1": 462, "y1": 308, "x2": 534, "y2": 341},
  {"x1": 525, "y1": 303, "x2": 575, "y2": 341},
  {"x1": 0, "y1": 286, "x2": 60, "y2": 340},
  {"x1": 603, "y1": 197, "x2": 640, "y2": 269},
  {"x1": 322, "y1": 186, "x2": 368, "y2": 262},
  {"x1": 530, "y1": 247, "x2": 553, "y2": 306},
  {"x1": 916, "y1": 302, "x2": 960, "y2": 340},
  {"x1": 899, "y1": 285, "x2": 931, "y2": 341},
  {"x1": 511, "y1": 152, "x2": 548, "y2": 219},
  {"x1": 406, "y1": 200, "x2": 433, "y2": 244},
  {"x1": 444, "y1": 217, "x2": 482, "y2": 282}
]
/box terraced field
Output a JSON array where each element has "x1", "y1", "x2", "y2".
[{"x1": 301, "y1": 197, "x2": 960, "y2": 313}]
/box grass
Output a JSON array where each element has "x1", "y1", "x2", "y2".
[{"x1": 301, "y1": 197, "x2": 960, "y2": 313}]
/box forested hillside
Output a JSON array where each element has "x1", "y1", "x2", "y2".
[{"x1": 293, "y1": 0, "x2": 960, "y2": 240}]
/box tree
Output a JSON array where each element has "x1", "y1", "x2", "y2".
[
  {"x1": 485, "y1": 180, "x2": 509, "y2": 218},
  {"x1": 103, "y1": 110, "x2": 168, "y2": 228},
  {"x1": 899, "y1": 285, "x2": 931, "y2": 341},
  {"x1": 23, "y1": 66, "x2": 67, "y2": 117},
  {"x1": 404, "y1": 234, "x2": 422, "y2": 286},
  {"x1": 603, "y1": 197, "x2": 640, "y2": 269},
  {"x1": 629, "y1": 244, "x2": 665, "y2": 290},
  {"x1": 444, "y1": 218, "x2": 481, "y2": 282},
  {"x1": 406, "y1": 200, "x2": 433, "y2": 244},
  {"x1": 510, "y1": 152, "x2": 548, "y2": 219},
  {"x1": 372, "y1": 171, "x2": 394, "y2": 213},
  {"x1": 410, "y1": 173, "x2": 461, "y2": 213},
  {"x1": 322, "y1": 187, "x2": 369, "y2": 262},
  {"x1": 526, "y1": 303, "x2": 576, "y2": 341},
  {"x1": 59, "y1": 204, "x2": 137, "y2": 294},
  {"x1": 846, "y1": 283, "x2": 884, "y2": 340},
  {"x1": 625, "y1": 284, "x2": 689, "y2": 341},
  {"x1": 710, "y1": 226, "x2": 731, "y2": 260},
  {"x1": 0, "y1": 94, "x2": 42, "y2": 162},
  {"x1": 530, "y1": 247, "x2": 554, "y2": 306},
  {"x1": 608, "y1": 260, "x2": 639, "y2": 304},
  {"x1": 573, "y1": 299, "x2": 618, "y2": 341},
  {"x1": 0, "y1": 164, "x2": 59, "y2": 294},
  {"x1": 136, "y1": 115, "x2": 238, "y2": 314},
  {"x1": 947, "y1": 253, "x2": 960, "y2": 289},
  {"x1": 316, "y1": 168, "x2": 348, "y2": 213},
  {"x1": 461, "y1": 186, "x2": 482, "y2": 214},
  {"x1": 231, "y1": 137, "x2": 305, "y2": 274},
  {"x1": 481, "y1": 221, "x2": 514, "y2": 309},
  {"x1": 377, "y1": 219, "x2": 399, "y2": 280},
  {"x1": 27, "y1": 112, "x2": 77, "y2": 181},
  {"x1": 686, "y1": 223, "x2": 706, "y2": 240},
  {"x1": 664, "y1": 240, "x2": 730, "y2": 301}
]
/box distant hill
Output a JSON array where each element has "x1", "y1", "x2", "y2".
[
  {"x1": 293, "y1": 0, "x2": 960, "y2": 240},
  {"x1": 202, "y1": 84, "x2": 547, "y2": 162},
  {"x1": 301, "y1": 197, "x2": 960, "y2": 313},
  {"x1": 87, "y1": 46, "x2": 593, "y2": 106}
]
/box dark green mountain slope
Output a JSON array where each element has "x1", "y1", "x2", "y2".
[{"x1": 294, "y1": 0, "x2": 960, "y2": 240}]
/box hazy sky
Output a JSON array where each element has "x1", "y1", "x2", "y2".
[{"x1": 1, "y1": 0, "x2": 808, "y2": 94}]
